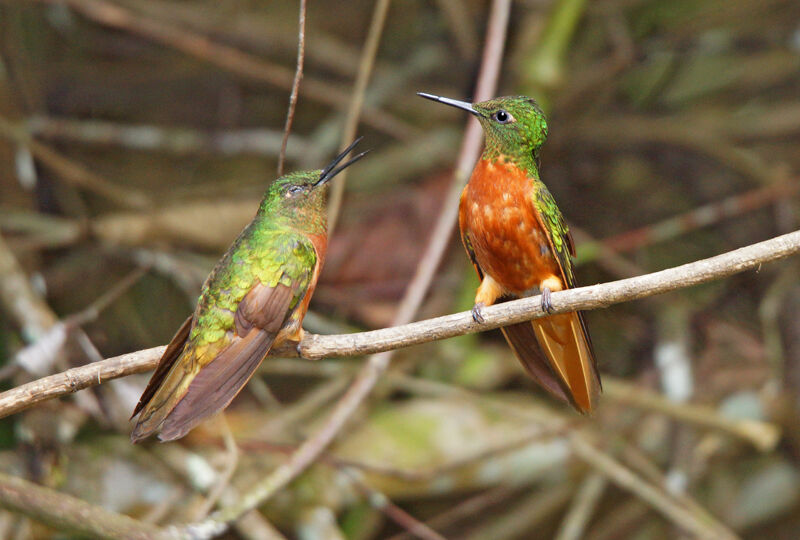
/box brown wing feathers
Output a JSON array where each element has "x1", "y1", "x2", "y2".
[
  {"x1": 157, "y1": 328, "x2": 275, "y2": 441},
  {"x1": 157, "y1": 283, "x2": 295, "y2": 440},
  {"x1": 131, "y1": 315, "x2": 192, "y2": 419},
  {"x1": 131, "y1": 282, "x2": 298, "y2": 442}
]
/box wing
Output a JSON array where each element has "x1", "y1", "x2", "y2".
[
  {"x1": 155, "y1": 281, "x2": 298, "y2": 441},
  {"x1": 131, "y1": 235, "x2": 317, "y2": 442},
  {"x1": 530, "y1": 183, "x2": 601, "y2": 407},
  {"x1": 131, "y1": 314, "x2": 193, "y2": 419},
  {"x1": 460, "y1": 229, "x2": 484, "y2": 281},
  {"x1": 531, "y1": 183, "x2": 577, "y2": 288}
]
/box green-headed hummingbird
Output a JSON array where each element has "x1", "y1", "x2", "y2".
[
  {"x1": 418, "y1": 93, "x2": 601, "y2": 413},
  {"x1": 131, "y1": 139, "x2": 367, "y2": 442}
]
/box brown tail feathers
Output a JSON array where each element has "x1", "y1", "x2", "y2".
[{"x1": 502, "y1": 311, "x2": 600, "y2": 413}]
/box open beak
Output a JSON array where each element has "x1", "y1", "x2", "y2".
[
  {"x1": 417, "y1": 92, "x2": 479, "y2": 116},
  {"x1": 316, "y1": 137, "x2": 369, "y2": 186}
]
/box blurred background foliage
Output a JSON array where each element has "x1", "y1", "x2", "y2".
[{"x1": 1, "y1": 0, "x2": 800, "y2": 538}]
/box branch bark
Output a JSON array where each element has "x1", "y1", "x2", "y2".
[
  {"x1": 0, "y1": 471, "x2": 163, "y2": 540},
  {"x1": 0, "y1": 230, "x2": 797, "y2": 422}
]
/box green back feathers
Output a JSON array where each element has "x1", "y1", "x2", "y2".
[{"x1": 191, "y1": 226, "x2": 316, "y2": 346}]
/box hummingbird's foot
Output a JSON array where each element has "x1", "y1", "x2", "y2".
[
  {"x1": 541, "y1": 287, "x2": 554, "y2": 314},
  {"x1": 295, "y1": 341, "x2": 305, "y2": 359},
  {"x1": 472, "y1": 303, "x2": 486, "y2": 323}
]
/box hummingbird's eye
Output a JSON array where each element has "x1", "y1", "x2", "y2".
[
  {"x1": 492, "y1": 110, "x2": 514, "y2": 124},
  {"x1": 288, "y1": 185, "x2": 304, "y2": 196}
]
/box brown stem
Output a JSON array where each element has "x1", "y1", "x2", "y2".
[
  {"x1": 187, "y1": 1, "x2": 513, "y2": 537},
  {"x1": 276, "y1": 0, "x2": 306, "y2": 176}
]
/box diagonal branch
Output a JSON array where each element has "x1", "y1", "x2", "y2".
[
  {"x1": 0, "y1": 229, "x2": 797, "y2": 425},
  {"x1": 169, "y1": 1, "x2": 512, "y2": 536}
]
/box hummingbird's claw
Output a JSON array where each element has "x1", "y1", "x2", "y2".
[
  {"x1": 541, "y1": 287, "x2": 554, "y2": 314},
  {"x1": 472, "y1": 303, "x2": 486, "y2": 323},
  {"x1": 295, "y1": 341, "x2": 304, "y2": 359}
]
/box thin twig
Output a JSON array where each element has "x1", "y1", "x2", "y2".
[
  {"x1": 0, "y1": 116, "x2": 149, "y2": 210},
  {"x1": 12, "y1": 266, "x2": 148, "y2": 378},
  {"x1": 194, "y1": 415, "x2": 240, "y2": 520},
  {"x1": 585, "y1": 178, "x2": 799, "y2": 258},
  {"x1": 602, "y1": 377, "x2": 780, "y2": 451},
  {"x1": 569, "y1": 434, "x2": 739, "y2": 540},
  {"x1": 276, "y1": 0, "x2": 306, "y2": 176},
  {"x1": 184, "y1": 2, "x2": 512, "y2": 537},
  {"x1": 554, "y1": 473, "x2": 607, "y2": 540},
  {"x1": 342, "y1": 468, "x2": 447, "y2": 540},
  {"x1": 0, "y1": 233, "x2": 58, "y2": 340},
  {"x1": 385, "y1": 486, "x2": 517, "y2": 540},
  {"x1": 26, "y1": 116, "x2": 312, "y2": 157}
]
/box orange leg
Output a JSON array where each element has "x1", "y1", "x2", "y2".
[
  {"x1": 539, "y1": 275, "x2": 564, "y2": 313},
  {"x1": 473, "y1": 275, "x2": 505, "y2": 323}
]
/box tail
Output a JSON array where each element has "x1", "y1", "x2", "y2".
[
  {"x1": 502, "y1": 311, "x2": 600, "y2": 413},
  {"x1": 131, "y1": 328, "x2": 274, "y2": 443}
]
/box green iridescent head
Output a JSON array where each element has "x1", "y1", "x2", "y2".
[
  {"x1": 259, "y1": 138, "x2": 367, "y2": 220},
  {"x1": 417, "y1": 93, "x2": 548, "y2": 173}
]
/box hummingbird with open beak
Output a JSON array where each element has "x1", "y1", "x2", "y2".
[
  {"x1": 418, "y1": 93, "x2": 601, "y2": 413},
  {"x1": 131, "y1": 139, "x2": 367, "y2": 442}
]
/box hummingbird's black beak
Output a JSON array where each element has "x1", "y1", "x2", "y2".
[
  {"x1": 417, "y1": 92, "x2": 479, "y2": 116},
  {"x1": 316, "y1": 137, "x2": 369, "y2": 186}
]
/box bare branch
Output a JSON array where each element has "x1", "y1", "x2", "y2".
[{"x1": 0, "y1": 230, "x2": 797, "y2": 423}]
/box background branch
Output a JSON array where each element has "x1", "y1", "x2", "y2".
[
  {"x1": 186, "y1": 1, "x2": 513, "y2": 535},
  {"x1": 276, "y1": 0, "x2": 306, "y2": 176},
  {"x1": 0, "y1": 471, "x2": 163, "y2": 540}
]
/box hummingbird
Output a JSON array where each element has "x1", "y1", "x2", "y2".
[
  {"x1": 131, "y1": 139, "x2": 367, "y2": 442},
  {"x1": 418, "y1": 93, "x2": 601, "y2": 413}
]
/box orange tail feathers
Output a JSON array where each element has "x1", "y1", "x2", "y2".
[{"x1": 503, "y1": 311, "x2": 600, "y2": 413}]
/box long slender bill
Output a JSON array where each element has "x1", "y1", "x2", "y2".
[{"x1": 416, "y1": 92, "x2": 479, "y2": 116}]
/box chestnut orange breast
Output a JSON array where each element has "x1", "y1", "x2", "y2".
[{"x1": 459, "y1": 158, "x2": 562, "y2": 294}]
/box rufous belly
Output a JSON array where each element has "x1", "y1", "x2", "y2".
[{"x1": 459, "y1": 158, "x2": 562, "y2": 295}]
